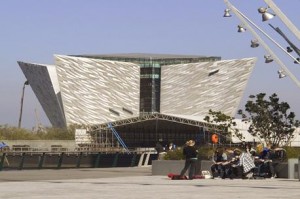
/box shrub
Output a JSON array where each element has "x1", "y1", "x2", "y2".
[
  {"x1": 283, "y1": 146, "x2": 300, "y2": 159},
  {"x1": 163, "y1": 146, "x2": 215, "y2": 160},
  {"x1": 197, "y1": 146, "x2": 215, "y2": 160},
  {"x1": 164, "y1": 148, "x2": 184, "y2": 160}
]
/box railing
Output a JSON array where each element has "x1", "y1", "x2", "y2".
[
  {"x1": 0, "y1": 151, "x2": 158, "y2": 171},
  {"x1": 7, "y1": 144, "x2": 156, "y2": 154}
]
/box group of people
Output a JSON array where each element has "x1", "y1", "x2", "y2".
[
  {"x1": 210, "y1": 143, "x2": 281, "y2": 179},
  {"x1": 169, "y1": 139, "x2": 283, "y2": 180}
]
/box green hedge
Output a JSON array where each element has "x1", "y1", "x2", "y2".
[{"x1": 164, "y1": 146, "x2": 215, "y2": 160}]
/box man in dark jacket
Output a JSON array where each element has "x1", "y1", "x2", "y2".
[{"x1": 179, "y1": 140, "x2": 198, "y2": 179}]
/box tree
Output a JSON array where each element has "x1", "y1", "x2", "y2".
[
  {"x1": 238, "y1": 93, "x2": 300, "y2": 146},
  {"x1": 203, "y1": 109, "x2": 242, "y2": 142}
]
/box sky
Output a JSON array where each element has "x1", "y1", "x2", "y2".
[{"x1": 0, "y1": 0, "x2": 299, "y2": 129}]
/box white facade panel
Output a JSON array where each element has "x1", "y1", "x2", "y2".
[
  {"x1": 160, "y1": 58, "x2": 257, "y2": 117},
  {"x1": 18, "y1": 62, "x2": 66, "y2": 127},
  {"x1": 54, "y1": 55, "x2": 140, "y2": 126}
]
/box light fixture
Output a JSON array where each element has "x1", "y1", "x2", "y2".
[
  {"x1": 250, "y1": 39, "x2": 259, "y2": 48},
  {"x1": 294, "y1": 58, "x2": 300, "y2": 64},
  {"x1": 257, "y1": 7, "x2": 267, "y2": 14},
  {"x1": 258, "y1": 6, "x2": 275, "y2": 22},
  {"x1": 262, "y1": 12, "x2": 276, "y2": 21},
  {"x1": 224, "y1": 0, "x2": 300, "y2": 88},
  {"x1": 264, "y1": 55, "x2": 273, "y2": 63},
  {"x1": 287, "y1": 46, "x2": 293, "y2": 53},
  {"x1": 278, "y1": 70, "x2": 286, "y2": 79},
  {"x1": 237, "y1": 25, "x2": 246, "y2": 32},
  {"x1": 223, "y1": 9, "x2": 232, "y2": 17}
]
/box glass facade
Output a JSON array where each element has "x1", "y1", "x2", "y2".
[{"x1": 74, "y1": 54, "x2": 221, "y2": 115}]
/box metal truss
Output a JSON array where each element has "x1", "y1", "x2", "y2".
[{"x1": 90, "y1": 113, "x2": 220, "y2": 132}]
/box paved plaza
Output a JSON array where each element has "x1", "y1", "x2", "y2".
[{"x1": 0, "y1": 166, "x2": 299, "y2": 199}]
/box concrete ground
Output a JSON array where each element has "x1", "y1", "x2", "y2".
[{"x1": 0, "y1": 166, "x2": 300, "y2": 199}]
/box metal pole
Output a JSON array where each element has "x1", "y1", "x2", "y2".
[
  {"x1": 268, "y1": 24, "x2": 300, "y2": 57},
  {"x1": 263, "y1": 0, "x2": 300, "y2": 41},
  {"x1": 224, "y1": 0, "x2": 300, "y2": 88},
  {"x1": 18, "y1": 81, "x2": 29, "y2": 128}
]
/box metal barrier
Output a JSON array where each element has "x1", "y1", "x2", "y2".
[{"x1": 0, "y1": 151, "x2": 156, "y2": 171}]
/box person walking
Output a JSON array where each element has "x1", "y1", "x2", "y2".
[{"x1": 179, "y1": 140, "x2": 198, "y2": 179}]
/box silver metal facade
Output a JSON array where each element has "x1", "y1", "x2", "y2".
[
  {"x1": 18, "y1": 62, "x2": 66, "y2": 127},
  {"x1": 19, "y1": 55, "x2": 256, "y2": 128},
  {"x1": 54, "y1": 55, "x2": 140, "y2": 126},
  {"x1": 160, "y1": 58, "x2": 257, "y2": 117}
]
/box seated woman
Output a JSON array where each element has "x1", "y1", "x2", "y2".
[
  {"x1": 211, "y1": 148, "x2": 227, "y2": 178},
  {"x1": 219, "y1": 148, "x2": 237, "y2": 179}
]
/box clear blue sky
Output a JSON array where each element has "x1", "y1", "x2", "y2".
[{"x1": 1, "y1": 0, "x2": 299, "y2": 129}]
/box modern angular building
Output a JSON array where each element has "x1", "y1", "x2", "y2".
[
  {"x1": 18, "y1": 53, "x2": 257, "y2": 147},
  {"x1": 73, "y1": 53, "x2": 221, "y2": 114}
]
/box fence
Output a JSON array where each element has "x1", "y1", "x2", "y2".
[{"x1": 0, "y1": 151, "x2": 158, "y2": 171}]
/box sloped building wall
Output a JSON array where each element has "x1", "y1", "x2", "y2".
[
  {"x1": 18, "y1": 62, "x2": 66, "y2": 127},
  {"x1": 54, "y1": 55, "x2": 140, "y2": 126},
  {"x1": 160, "y1": 58, "x2": 257, "y2": 117}
]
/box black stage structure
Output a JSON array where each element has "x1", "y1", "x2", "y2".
[{"x1": 89, "y1": 113, "x2": 224, "y2": 149}]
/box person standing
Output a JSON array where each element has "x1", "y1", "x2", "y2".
[
  {"x1": 155, "y1": 141, "x2": 165, "y2": 160},
  {"x1": 179, "y1": 140, "x2": 198, "y2": 179}
]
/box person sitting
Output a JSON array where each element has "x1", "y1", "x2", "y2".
[
  {"x1": 257, "y1": 143, "x2": 277, "y2": 178},
  {"x1": 211, "y1": 148, "x2": 226, "y2": 178},
  {"x1": 220, "y1": 148, "x2": 236, "y2": 179},
  {"x1": 237, "y1": 148, "x2": 256, "y2": 179},
  {"x1": 224, "y1": 148, "x2": 243, "y2": 179}
]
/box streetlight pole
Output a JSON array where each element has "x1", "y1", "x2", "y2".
[
  {"x1": 223, "y1": 0, "x2": 300, "y2": 88},
  {"x1": 263, "y1": 0, "x2": 300, "y2": 41},
  {"x1": 18, "y1": 80, "x2": 29, "y2": 128}
]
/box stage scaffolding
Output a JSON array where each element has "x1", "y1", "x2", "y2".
[{"x1": 84, "y1": 113, "x2": 221, "y2": 152}]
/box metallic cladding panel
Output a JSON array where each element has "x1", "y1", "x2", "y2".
[
  {"x1": 54, "y1": 55, "x2": 140, "y2": 126},
  {"x1": 160, "y1": 58, "x2": 257, "y2": 117},
  {"x1": 18, "y1": 62, "x2": 66, "y2": 127}
]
